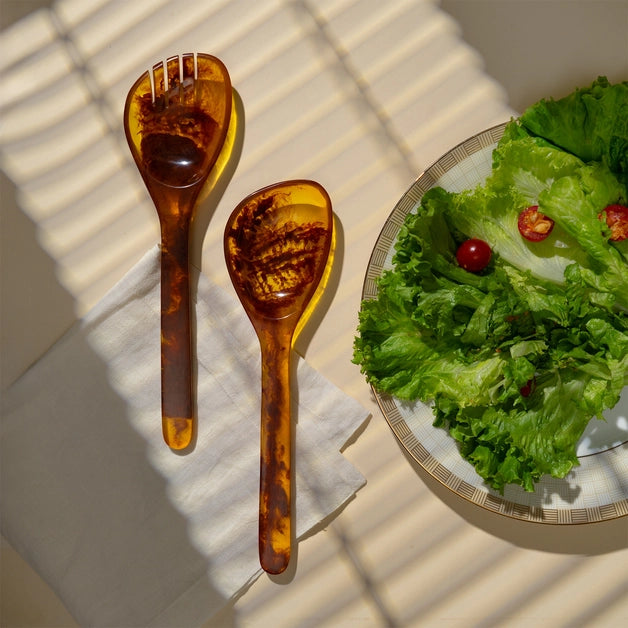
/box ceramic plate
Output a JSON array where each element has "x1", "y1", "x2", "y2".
[{"x1": 362, "y1": 123, "x2": 628, "y2": 524}]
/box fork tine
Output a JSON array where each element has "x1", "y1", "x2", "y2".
[
  {"x1": 152, "y1": 59, "x2": 166, "y2": 102},
  {"x1": 166, "y1": 55, "x2": 180, "y2": 90}
]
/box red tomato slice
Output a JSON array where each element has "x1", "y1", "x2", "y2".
[
  {"x1": 598, "y1": 204, "x2": 628, "y2": 241},
  {"x1": 456, "y1": 238, "x2": 492, "y2": 272},
  {"x1": 517, "y1": 205, "x2": 554, "y2": 241}
]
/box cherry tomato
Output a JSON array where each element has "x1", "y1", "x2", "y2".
[
  {"x1": 517, "y1": 205, "x2": 554, "y2": 242},
  {"x1": 598, "y1": 204, "x2": 628, "y2": 241},
  {"x1": 456, "y1": 238, "x2": 492, "y2": 272},
  {"x1": 520, "y1": 378, "x2": 536, "y2": 397}
]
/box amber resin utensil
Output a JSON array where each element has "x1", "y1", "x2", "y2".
[
  {"x1": 224, "y1": 181, "x2": 333, "y2": 574},
  {"x1": 124, "y1": 54, "x2": 232, "y2": 449}
]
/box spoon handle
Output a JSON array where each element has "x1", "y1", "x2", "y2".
[
  {"x1": 258, "y1": 326, "x2": 293, "y2": 574},
  {"x1": 159, "y1": 220, "x2": 194, "y2": 450}
]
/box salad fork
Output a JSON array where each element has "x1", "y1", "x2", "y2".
[{"x1": 124, "y1": 53, "x2": 232, "y2": 449}]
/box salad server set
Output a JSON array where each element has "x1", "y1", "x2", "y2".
[{"x1": 124, "y1": 53, "x2": 333, "y2": 574}]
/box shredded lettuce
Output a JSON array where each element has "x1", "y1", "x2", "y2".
[{"x1": 354, "y1": 77, "x2": 628, "y2": 492}]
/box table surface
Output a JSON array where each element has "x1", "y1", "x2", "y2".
[{"x1": 2, "y1": 1, "x2": 627, "y2": 626}]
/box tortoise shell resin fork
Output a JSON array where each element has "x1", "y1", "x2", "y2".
[{"x1": 124, "y1": 54, "x2": 232, "y2": 449}]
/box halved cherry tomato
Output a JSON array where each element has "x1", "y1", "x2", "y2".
[
  {"x1": 517, "y1": 205, "x2": 554, "y2": 242},
  {"x1": 598, "y1": 204, "x2": 628, "y2": 241},
  {"x1": 456, "y1": 238, "x2": 492, "y2": 272}
]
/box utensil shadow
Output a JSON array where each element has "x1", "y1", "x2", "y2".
[{"x1": 292, "y1": 211, "x2": 344, "y2": 358}]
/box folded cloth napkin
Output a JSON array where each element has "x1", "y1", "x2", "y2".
[{"x1": 1, "y1": 245, "x2": 368, "y2": 627}]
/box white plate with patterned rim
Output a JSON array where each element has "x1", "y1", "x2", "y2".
[{"x1": 362, "y1": 123, "x2": 628, "y2": 524}]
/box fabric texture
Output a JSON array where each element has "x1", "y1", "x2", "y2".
[{"x1": 1, "y1": 246, "x2": 369, "y2": 627}]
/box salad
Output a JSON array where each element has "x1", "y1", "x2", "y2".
[{"x1": 354, "y1": 77, "x2": 628, "y2": 493}]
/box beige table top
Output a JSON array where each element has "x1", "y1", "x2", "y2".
[{"x1": 2, "y1": 1, "x2": 627, "y2": 626}]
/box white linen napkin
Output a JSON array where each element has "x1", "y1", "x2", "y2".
[{"x1": 0, "y1": 245, "x2": 368, "y2": 628}]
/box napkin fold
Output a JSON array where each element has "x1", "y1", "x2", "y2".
[{"x1": 1, "y1": 246, "x2": 368, "y2": 628}]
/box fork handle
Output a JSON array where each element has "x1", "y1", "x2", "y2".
[{"x1": 159, "y1": 219, "x2": 194, "y2": 449}]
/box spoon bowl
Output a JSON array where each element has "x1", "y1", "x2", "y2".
[
  {"x1": 224, "y1": 180, "x2": 333, "y2": 574},
  {"x1": 124, "y1": 53, "x2": 232, "y2": 449}
]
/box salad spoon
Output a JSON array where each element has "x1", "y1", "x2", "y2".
[
  {"x1": 124, "y1": 53, "x2": 232, "y2": 449},
  {"x1": 224, "y1": 180, "x2": 333, "y2": 574}
]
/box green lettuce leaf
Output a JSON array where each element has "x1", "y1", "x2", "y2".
[{"x1": 519, "y1": 76, "x2": 628, "y2": 186}]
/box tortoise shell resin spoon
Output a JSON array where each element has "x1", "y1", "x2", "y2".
[
  {"x1": 124, "y1": 53, "x2": 231, "y2": 449},
  {"x1": 224, "y1": 181, "x2": 333, "y2": 574}
]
